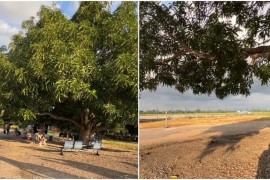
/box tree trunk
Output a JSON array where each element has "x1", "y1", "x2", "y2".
[
  {"x1": 37, "y1": 109, "x2": 97, "y2": 145},
  {"x1": 79, "y1": 108, "x2": 95, "y2": 144},
  {"x1": 79, "y1": 123, "x2": 94, "y2": 144}
]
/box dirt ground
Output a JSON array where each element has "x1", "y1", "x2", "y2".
[
  {"x1": 140, "y1": 116, "x2": 270, "y2": 178},
  {"x1": 0, "y1": 130, "x2": 138, "y2": 179}
]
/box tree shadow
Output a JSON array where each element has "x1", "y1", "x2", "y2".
[
  {"x1": 46, "y1": 138, "x2": 65, "y2": 146},
  {"x1": 19, "y1": 145, "x2": 61, "y2": 153},
  {"x1": 120, "y1": 161, "x2": 138, "y2": 168},
  {"x1": 256, "y1": 144, "x2": 270, "y2": 179},
  {"x1": 0, "y1": 136, "x2": 32, "y2": 144},
  {"x1": 198, "y1": 118, "x2": 270, "y2": 161},
  {"x1": 0, "y1": 156, "x2": 83, "y2": 179},
  {"x1": 34, "y1": 155, "x2": 138, "y2": 179}
]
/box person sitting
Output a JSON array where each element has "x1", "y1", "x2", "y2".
[
  {"x1": 39, "y1": 134, "x2": 47, "y2": 146},
  {"x1": 14, "y1": 128, "x2": 21, "y2": 136},
  {"x1": 59, "y1": 131, "x2": 71, "y2": 139},
  {"x1": 35, "y1": 132, "x2": 47, "y2": 146}
]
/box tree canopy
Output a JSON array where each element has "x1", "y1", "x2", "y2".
[
  {"x1": 140, "y1": 1, "x2": 270, "y2": 99},
  {"x1": 0, "y1": 2, "x2": 137, "y2": 141}
]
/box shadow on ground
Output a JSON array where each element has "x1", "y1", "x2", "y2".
[
  {"x1": 0, "y1": 156, "x2": 83, "y2": 178},
  {"x1": 198, "y1": 118, "x2": 270, "y2": 161},
  {"x1": 102, "y1": 147, "x2": 131, "y2": 153},
  {"x1": 0, "y1": 135, "x2": 31, "y2": 144},
  {"x1": 34, "y1": 155, "x2": 138, "y2": 179},
  {"x1": 120, "y1": 161, "x2": 138, "y2": 168},
  {"x1": 257, "y1": 144, "x2": 270, "y2": 179},
  {"x1": 19, "y1": 145, "x2": 61, "y2": 153}
]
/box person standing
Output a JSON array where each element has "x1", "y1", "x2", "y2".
[{"x1": 6, "y1": 123, "x2": 10, "y2": 135}]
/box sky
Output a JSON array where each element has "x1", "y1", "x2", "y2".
[
  {"x1": 0, "y1": 1, "x2": 78, "y2": 47},
  {"x1": 0, "y1": 1, "x2": 122, "y2": 47}
]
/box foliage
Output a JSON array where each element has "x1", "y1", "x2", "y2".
[
  {"x1": 0, "y1": 2, "x2": 137, "y2": 135},
  {"x1": 140, "y1": 1, "x2": 270, "y2": 99}
]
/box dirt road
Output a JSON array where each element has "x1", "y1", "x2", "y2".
[
  {"x1": 140, "y1": 118, "x2": 270, "y2": 146},
  {"x1": 140, "y1": 118, "x2": 270, "y2": 178}
]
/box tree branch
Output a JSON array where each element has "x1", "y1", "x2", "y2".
[
  {"x1": 160, "y1": 18, "x2": 270, "y2": 65},
  {"x1": 37, "y1": 113, "x2": 80, "y2": 128},
  {"x1": 243, "y1": 46, "x2": 270, "y2": 56},
  {"x1": 153, "y1": 2, "x2": 216, "y2": 62},
  {"x1": 166, "y1": 32, "x2": 216, "y2": 61}
]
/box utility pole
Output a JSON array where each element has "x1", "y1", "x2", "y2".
[
  {"x1": 156, "y1": 107, "x2": 159, "y2": 121},
  {"x1": 171, "y1": 107, "x2": 174, "y2": 119}
]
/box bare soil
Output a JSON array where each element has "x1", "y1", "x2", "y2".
[
  {"x1": 140, "y1": 116, "x2": 270, "y2": 179},
  {"x1": 0, "y1": 131, "x2": 138, "y2": 179}
]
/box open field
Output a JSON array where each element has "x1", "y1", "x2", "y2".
[
  {"x1": 0, "y1": 130, "x2": 138, "y2": 179},
  {"x1": 140, "y1": 111, "x2": 270, "y2": 120},
  {"x1": 140, "y1": 115, "x2": 270, "y2": 178},
  {"x1": 140, "y1": 112, "x2": 270, "y2": 128}
]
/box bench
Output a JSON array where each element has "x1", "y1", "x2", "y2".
[
  {"x1": 61, "y1": 141, "x2": 83, "y2": 155},
  {"x1": 92, "y1": 140, "x2": 102, "y2": 155},
  {"x1": 61, "y1": 140, "x2": 102, "y2": 155}
]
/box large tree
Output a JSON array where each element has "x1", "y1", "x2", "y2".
[
  {"x1": 0, "y1": 2, "x2": 137, "y2": 143},
  {"x1": 140, "y1": 1, "x2": 270, "y2": 99}
]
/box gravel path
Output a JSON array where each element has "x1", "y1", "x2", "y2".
[
  {"x1": 0, "y1": 131, "x2": 138, "y2": 179},
  {"x1": 140, "y1": 118, "x2": 270, "y2": 178}
]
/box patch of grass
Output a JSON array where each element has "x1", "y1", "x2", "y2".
[
  {"x1": 47, "y1": 130, "x2": 60, "y2": 137},
  {"x1": 46, "y1": 130, "x2": 138, "y2": 151},
  {"x1": 103, "y1": 139, "x2": 138, "y2": 151}
]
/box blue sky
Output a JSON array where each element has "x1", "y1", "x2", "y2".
[
  {"x1": 57, "y1": 1, "x2": 79, "y2": 18},
  {"x1": 0, "y1": 1, "x2": 121, "y2": 47}
]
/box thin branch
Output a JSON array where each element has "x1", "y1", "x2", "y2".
[
  {"x1": 167, "y1": 32, "x2": 215, "y2": 60},
  {"x1": 37, "y1": 113, "x2": 80, "y2": 128}
]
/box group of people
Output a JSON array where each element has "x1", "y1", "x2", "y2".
[
  {"x1": 2, "y1": 123, "x2": 48, "y2": 146},
  {"x1": 24, "y1": 124, "x2": 48, "y2": 146},
  {"x1": 3, "y1": 123, "x2": 21, "y2": 136}
]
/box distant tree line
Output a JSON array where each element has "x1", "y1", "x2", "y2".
[{"x1": 140, "y1": 109, "x2": 270, "y2": 114}]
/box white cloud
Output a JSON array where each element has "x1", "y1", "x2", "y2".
[
  {"x1": 0, "y1": 1, "x2": 55, "y2": 46},
  {"x1": 0, "y1": 21, "x2": 18, "y2": 34},
  {"x1": 0, "y1": 2, "x2": 53, "y2": 27},
  {"x1": 0, "y1": 20, "x2": 19, "y2": 46}
]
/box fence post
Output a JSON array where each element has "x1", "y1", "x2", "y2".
[{"x1": 165, "y1": 110, "x2": 168, "y2": 128}]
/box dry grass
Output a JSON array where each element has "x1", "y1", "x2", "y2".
[
  {"x1": 103, "y1": 139, "x2": 138, "y2": 151},
  {"x1": 140, "y1": 115, "x2": 270, "y2": 129}
]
